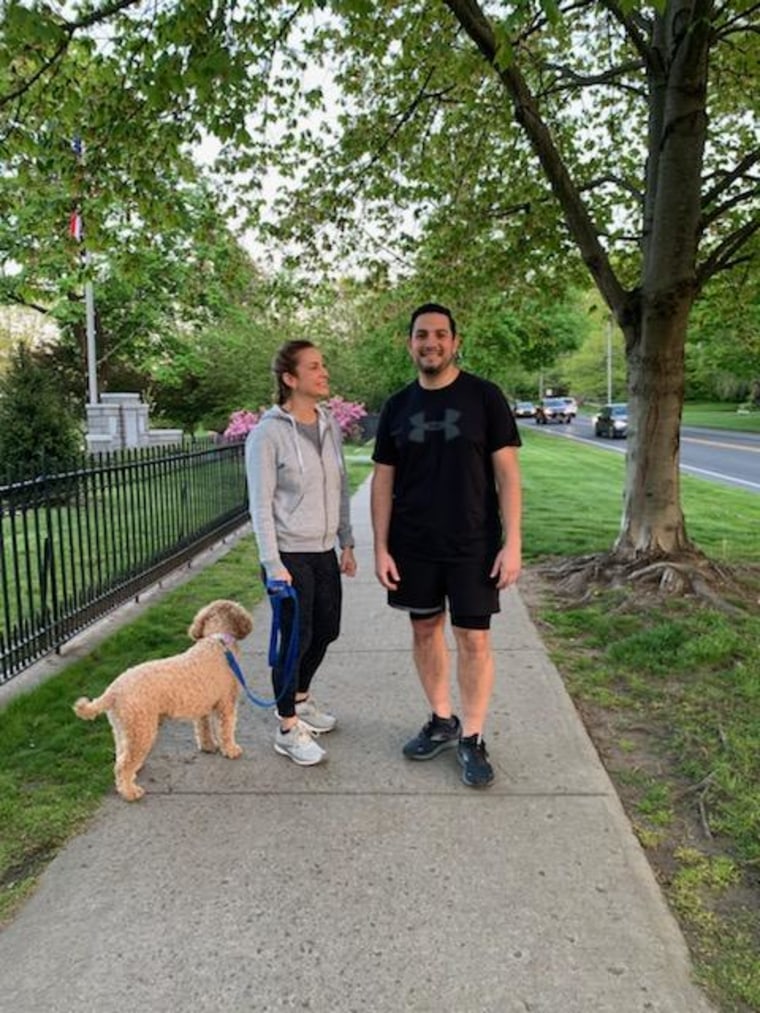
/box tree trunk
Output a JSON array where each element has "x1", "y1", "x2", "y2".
[
  {"x1": 617, "y1": 303, "x2": 693, "y2": 558},
  {"x1": 615, "y1": 0, "x2": 712, "y2": 560}
]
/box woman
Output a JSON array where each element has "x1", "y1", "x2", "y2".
[{"x1": 245, "y1": 340, "x2": 357, "y2": 765}]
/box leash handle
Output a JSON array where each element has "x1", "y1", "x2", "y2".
[{"x1": 266, "y1": 580, "x2": 300, "y2": 681}]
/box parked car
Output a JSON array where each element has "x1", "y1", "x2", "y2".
[
  {"x1": 535, "y1": 397, "x2": 572, "y2": 424},
  {"x1": 513, "y1": 401, "x2": 536, "y2": 418},
  {"x1": 594, "y1": 403, "x2": 628, "y2": 438},
  {"x1": 560, "y1": 396, "x2": 578, "y2": 417}
]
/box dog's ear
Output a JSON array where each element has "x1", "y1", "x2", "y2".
[
  {"x1": 230, "y1": 604, "x2": 254, "y2": 640},
  {"x1": 188, "y1": 604, "x2": 214, "y2": 640}
]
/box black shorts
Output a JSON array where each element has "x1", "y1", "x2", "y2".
[{"x1": 388, "y1": 551, "x2": 499, "y2": 630}]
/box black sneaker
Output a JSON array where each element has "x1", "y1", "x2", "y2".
[
  {"x1": 402, "y1": 714, "x2": 461, "y2": 760},
  {"x1": 457, "y1": 735, "x2": 495, "y2": 788}
]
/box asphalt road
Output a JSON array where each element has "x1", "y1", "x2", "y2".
[{"x1": 518, "y1": 415, "x2": 760, "y2": 494}]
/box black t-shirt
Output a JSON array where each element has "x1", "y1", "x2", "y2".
[{"x1": 372, "y1": 371, "x2": 521, "y2": 561}]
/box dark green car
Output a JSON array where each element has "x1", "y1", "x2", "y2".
[{"x1": 594, "y1": 403, "x2": 628, "y2": 438}]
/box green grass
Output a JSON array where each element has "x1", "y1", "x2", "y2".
[
  {"x1": 682, "y1": 402, "x2": 760, "y2": 434},
  {"x1": 518, "y1": 428, "x2": 760, "y2": 564},
  {"x1": 1, "y1": 446, "x2": 758, "y2": 1011},
  {"x1": 545, "y1": 600, "x2": 760, "y2": 857}
]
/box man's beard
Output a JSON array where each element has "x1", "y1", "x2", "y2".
[{"x1": 417, "y1": 353, "x2": 456, "y2": 375}]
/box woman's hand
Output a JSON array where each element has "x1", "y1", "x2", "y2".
[
  {"x1": 268, "y1": 567, "x2": 292, "y2": 585},
  {"x1": 340, "y1": 547, "x2": 357, "y2": 577}
]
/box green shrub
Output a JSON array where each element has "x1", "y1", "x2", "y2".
[{"x1": 0, "y1": 343, "x2": 83, "y2": 478}]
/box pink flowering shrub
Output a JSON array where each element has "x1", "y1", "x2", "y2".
[
  {"x1": 223, "y1": 409, "x2": 262, "y2": 440},
  {"x1": 325, "y1": 396, "x2": 367, "y2": 442},
  {"x1": 222, "y1": 397, "x2": 367, "y2": 443}
]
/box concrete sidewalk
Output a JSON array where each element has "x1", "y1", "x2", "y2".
[{"x1": 0, "y1": 479, "x2": 715, "y2": 1012}]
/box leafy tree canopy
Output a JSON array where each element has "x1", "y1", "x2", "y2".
[
  {"x1": 1, "y1": 6, "x2": 270, "y2": 401},
  {"x1": 2, "y1": 1, "x2": 758, "y2": 575}
]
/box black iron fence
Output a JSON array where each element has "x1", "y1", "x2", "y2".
[{"x1": 0, "y1": 438, "x2": 249, "y2": 682}]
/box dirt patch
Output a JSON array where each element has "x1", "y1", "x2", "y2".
[{"x1": 0, "y1": 845, "x2": 57, "y2": 891}]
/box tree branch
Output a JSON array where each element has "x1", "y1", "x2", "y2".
[
  {"x1": 0, "y1": 37, "x2": 69, "y2": 108},
  {"x1": 0, "y1": 0, "x2": 147, "y2": 109},
  {"x1": 713, "y1": 1, "x2": 760, "y2": 38},
  {"x1": 580, "y1": 173, "x2": 643, "y2": 201},
  {"x1": 702, "y1": 182, "x2": 760, "y2": 230},
  {"x1": 696, "y1": 217, "x2": 760, "y2": 287},
  {"x1": 63, "y1": 0, "x2": 144, "y2": 31},
  {"x1": 340, "y1": 66, "x2": 450, "y2": 205},
  {"x1": 702, "y1": 151, "x2": 760, "y2": 215},
  {"x1": 488, "y1": 199, "x2": 536, "y2": 220},
  {"x1": 541, "y1": 58, "x2": 645, "y2": 94},
  {"x1": 3, "y1": 291, "x2": 52, "y2": 316},
  {"x1": 598, "y1": 0, "x2": 654, "y2": 69},
  {"x1": 442, "y1": 0, "x2": 628, "y2": 318}
]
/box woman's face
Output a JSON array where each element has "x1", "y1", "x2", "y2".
[{"x1": 286, "y1": 347, "x2": 330, "y2": 400}]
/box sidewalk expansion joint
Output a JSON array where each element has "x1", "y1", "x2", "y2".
[{"x1": 144, "y1": 788, "x2": 612, "y2": 799}]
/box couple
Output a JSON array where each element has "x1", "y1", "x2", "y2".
[{"x1": 245, "y1": 303, "x2": 522, "y2": 787}]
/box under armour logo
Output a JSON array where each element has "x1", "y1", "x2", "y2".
[{"x1": 408, "y1": 410, "x2": 461, "y2": 443}]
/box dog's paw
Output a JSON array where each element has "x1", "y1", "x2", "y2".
[
  {"x1": 224, "y1": 744, "x2": 243, "y2": 759},
  {"x1": 119, "y1": 785, "x2": 145, "y2": 801}
]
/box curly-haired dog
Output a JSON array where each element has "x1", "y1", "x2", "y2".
[{"x1": 74, "y1": 599, "x2": 253, "y2": 801}]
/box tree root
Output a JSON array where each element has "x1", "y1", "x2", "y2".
[{"x1": 533, "y1": 551, "x2": 754, "y2": 614}]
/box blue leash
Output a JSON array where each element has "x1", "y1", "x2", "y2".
[{"x1": 224, "y1": 580, "x2": 300, "y2": 709}]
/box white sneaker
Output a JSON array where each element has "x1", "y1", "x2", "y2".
[
  {"x1": 276, "y1": 696, "x2": 337, "y2": 734},
  {"x1": 274, "y1": 720, "x2": 326, "y2": 766},
  {"x1": 295, "y1": 695, "x2": 337, "y2": 733}
]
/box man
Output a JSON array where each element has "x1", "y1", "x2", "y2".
[{"x1": 371, "y1": 303, "x2": 522, "y2": 787}]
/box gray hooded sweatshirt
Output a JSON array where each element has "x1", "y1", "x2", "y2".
[{"x1": 245, "y1": 404, "x2": 354, "y2": 578}]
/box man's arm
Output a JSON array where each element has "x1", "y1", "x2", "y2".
[
  {"x1": 370, "y1": 462, "x2": 400, "y2": 590},
  {"x1": 490, "y1": 446, "x2": 522, "y2": 588}
]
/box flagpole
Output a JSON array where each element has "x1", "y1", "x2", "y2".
[
  {"x1": 71, "y1": 136, "x2": 98, "y2": 405},
  {"x1": 85, "y1": 273, "x2": 97, "y2": 404}
]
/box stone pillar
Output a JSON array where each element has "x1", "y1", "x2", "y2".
[
  {"x1": 85, "y1": 400, "x2": 122, "y2": 453},
  {"x1": 85, "y1": 393, "x2": 184, "y2": 453},
  {"x1": 98, "y1": 392, "x2": 149, "y2": 449}
]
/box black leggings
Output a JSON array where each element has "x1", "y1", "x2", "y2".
[{"x1": 268, "y1": 550, "x2": 342, "y2": 718}]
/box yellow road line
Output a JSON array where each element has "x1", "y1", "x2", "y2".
[{"x1": 682, "y1": 436, "x2": 760, "y2": 454}]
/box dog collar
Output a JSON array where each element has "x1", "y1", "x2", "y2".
[{"x1": 210, "y1": 632, "x2": 236, "y2": 648}]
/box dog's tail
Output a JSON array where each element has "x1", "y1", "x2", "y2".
[{"x1": 73, "y1": 695, "x2": 109, "y2": 720}]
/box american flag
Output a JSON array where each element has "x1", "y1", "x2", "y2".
[
  {"x1": 70, "y1": 137, "x2": 84, "y2": 241},
  {"x1": 69, "y1": 210, "x2": 83, "y2": 241}
]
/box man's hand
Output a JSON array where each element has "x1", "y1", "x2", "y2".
[
  {"x1": 489, "y1": 543, "x2": 521, "y2": 589},
  {"x1": 374, "y1": 549, "x2": 400, "y2": 590}
]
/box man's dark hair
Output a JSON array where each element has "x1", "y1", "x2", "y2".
[{"x1": 408, "y1": 303, "x2": 457, "y2": 338}]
